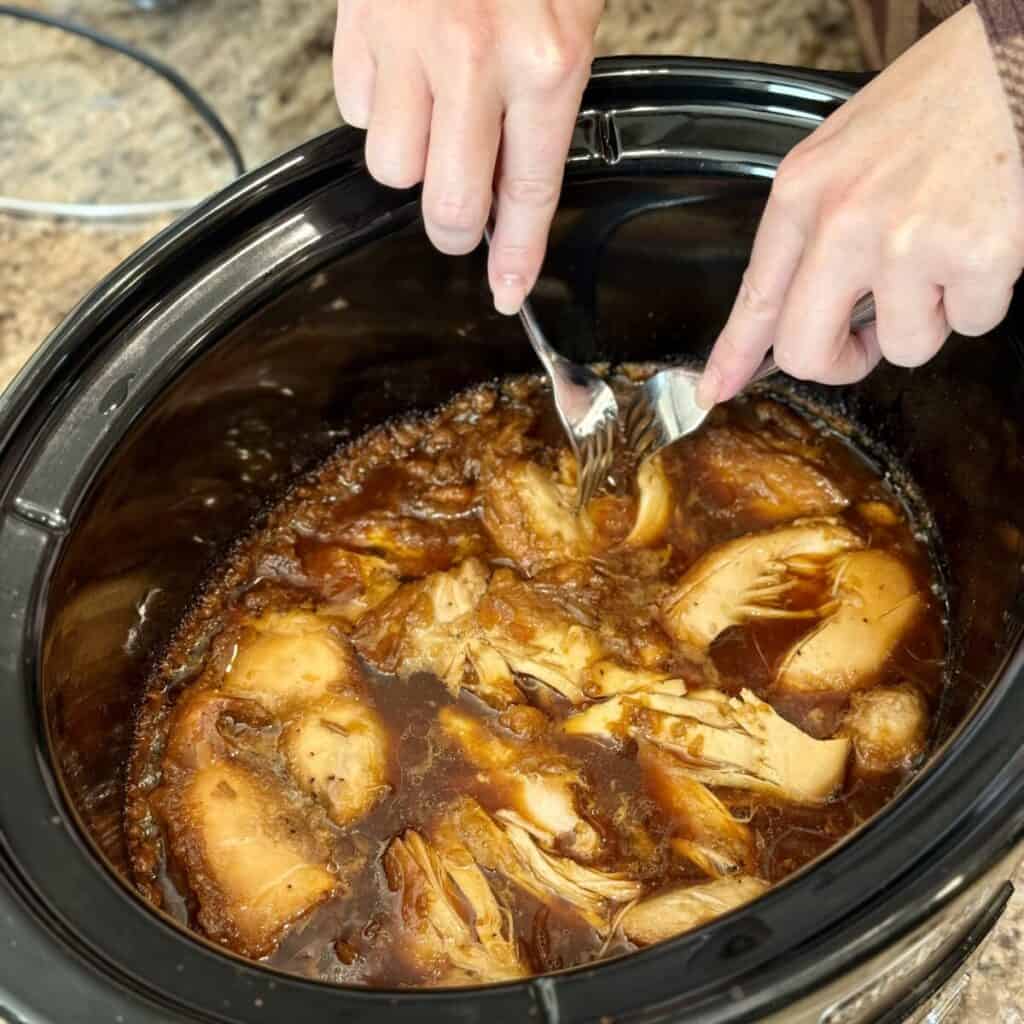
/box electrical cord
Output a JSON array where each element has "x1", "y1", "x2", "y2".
[{"x1": 0, "y1": 3, "x2": 246, "y2": 219}]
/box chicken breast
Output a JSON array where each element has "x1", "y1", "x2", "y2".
[
  {"x1": 839, "y1": 683, "x2": 929, "y2": 773},
  {"x1": 639, "y1": 742, "x2": 755, "y2": 878},
  {"x1": 281, "y1": 695, "x2": 391, "y2": 827},
  {"x1": 300, "y1": 546, "x2": 399, "y2": 625},
  {"x1": 661, "y1": 518, "x2": 863, "y2": 652},
  {"x1": 566, "y1": 688, "x2": 850, "y2": 804},
  {"x1": 624, "y1": 454, "x2": 674, "y2": 548},
  {"x1": 440, "y1": 798, "x2": 642, "y2": 934},
  {"x1": 224, "y1": 611, "x2": 361, "y2": 713},
  {"x1": 481, "y1": 458, "x2": 595, "y2": 573},
  {"x1": 438, "y1": 706, "x2": 601, "y2": 858},
  {"x1": 621, "y1": 876, "x2": 769, "y2": 946},
  {"x1": 160, "y1": 760, "x2": 338, "y2": 958},
  {"x1": 777, "y1": 550, "x2": 922, "y2": 692},
  {"x1": 384, "y1": 829, "x2": 526, "y2": 985}
]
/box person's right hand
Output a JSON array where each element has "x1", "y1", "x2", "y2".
[{"x1": 333, "y1": 0, "x2": 604, "y2": 315}]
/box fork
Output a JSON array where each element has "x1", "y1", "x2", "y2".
[
  {"x1": 483, "y1": 225, "x2": 618, "y2": 510},
  {"x1": 624, "y1": 293, "x2": 877, "y2": 464}
]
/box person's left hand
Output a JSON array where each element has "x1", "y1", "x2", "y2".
[{"x1": 697, "y1": 5, "x2": 1024, "y2": 407}]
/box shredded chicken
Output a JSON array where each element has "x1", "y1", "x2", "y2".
[
  {"x1": 566, "y1": 688, "x2": 850, "y2": 804},
  {"x1": 661, "y1": 518, "x2": 863, "y2": 651},
  {"x1": 777, "y1": 550, "x2": 922, "y2": 692},
  {"x1": 223, "y1": 610, "x2": 360, "y2": 713},
  {"x1": 280, "y1": 695, "x2": 391, "y2": 827},
  {"x1": 625, "y1": 454, "x2": 674, "y2": 547},
  {"x1": 621, "y1": 876, "x2": 770, "y2": 946},
  {"x1": 384, "y1": 829, "x2": 526, "y2": 984},
  {"x1": 161, "y1": 761, "x2": 338, "y2": 957},
  {"x1": 438, "y1": 706, "x2": 601, "y2": 858},
  {"x1": 840, "y1": 683, "x2": 929, "y2": 773},
  {"x1": 439, "y1": 798, "x2": 642, "y2": 934},
  {"x1": 333, "y1": 513, "x2": 485, "y2": 575},
  {"x1": 481, "y1": 458, "x2": 595, "y2": 573},
  {"x1": 639, "y1": 742, "x2": 755, "y2": 878}
]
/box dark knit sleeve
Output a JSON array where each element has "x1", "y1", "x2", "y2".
[{"x1": 973, "y1": 0, "x2": 1024, "y2": 145}]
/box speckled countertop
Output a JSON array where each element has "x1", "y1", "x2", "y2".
[{"x1": 1, "y1": 1, "x2": 1021, "y2": 1020}]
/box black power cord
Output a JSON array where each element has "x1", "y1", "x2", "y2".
[{"x1": 0, "y1": 3, "x2": 246, "y2": 178}]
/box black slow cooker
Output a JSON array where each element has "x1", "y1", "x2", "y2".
[{"x1": 2, "y1": 58, "x2": 1023, "y2": 1024}]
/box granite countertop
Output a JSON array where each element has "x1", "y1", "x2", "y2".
[{"x1": 1, "y1": 1, "x2": 1021, "y2": 1019}]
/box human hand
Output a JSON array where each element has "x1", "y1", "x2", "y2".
[
  {"x1": 698, "y1": 5, "x2": 1024, "y2": 407},
  {"x1": 333, "y1": 0, "x2": 604, "y2": 315}
]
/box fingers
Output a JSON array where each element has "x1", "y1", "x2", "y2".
[
  {"x1": 420, "y1": 75, "x2": 503, "y2": 255},
  {"x1": 333, "y1": 4, "x2": 376, "y2": 128},
  {"x1": 872, "y1": 274, "x2": 948, "y2": 367},
  {"x1": 488, "y1": 87, "x2": 583, "y2": 314},
  {"x1": 943, "y1": 277, "x2": 1014, "y2": 337},
  {"x1": 364, "y1": 59, "x2": 431, "y2": 188},
  {"x1": 698, "y1": 193, "x2": 809, "y2": 406}
]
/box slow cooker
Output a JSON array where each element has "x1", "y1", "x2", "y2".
[{"x1": 1, "y1": 57, "x2": 1023, "y2": 1024}]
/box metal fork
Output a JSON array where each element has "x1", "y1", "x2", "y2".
[
  {"x1": 625, "y1": 293, "x2": 877, "y2": 464},
  {"x1": 483, "y1": 226, "x2": 618, "y2": 509}
]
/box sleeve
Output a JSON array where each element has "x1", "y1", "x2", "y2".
[{"x1": 973, "y1": 0, "x2": 1024, "y2": 145}]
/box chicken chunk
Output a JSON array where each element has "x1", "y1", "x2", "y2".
[
  {"x1": 160, "y1": 761, "x2": 338, "y2": 957},
  {"x1": 334, "y1": 514, "x2": 485, "y2": 576},
  {"x1": 384, "y1": 829, "x2": 526, "y2": 985},
  {"x1": 439, "y1": 706, "x2": 601, "y2": 858},
  {"x1": 353, "y1": 558, "x2": 491, "y2": 689},
  {"x1": 225, "y1": 611, "x2": 360, "y2": 713},
  {"x1": 300, "y1": 546, "x2": 399, "y2": 625},
  {"x1": 281, "y1": 695, "x2": 391, "y2": 827},
  {"x1": 477, "y1": 569, "x2": 605, "y2": 705},
  {"x1": 163, "y1": 689, "x2": 278, "y2": 772},
  {"x1": 693, "y1": 422, "x2": 847, "y2": 524},
  {"x1": 625, "y1": 454, "x2": 674, "y2": 547},
  {"x1": 777, "y1": 550, "x2": 922, "y2": 693},
  {"x1": 639, "y1": 743, "x2": 755, "y2": 878},
  {"x1": 621, "y1": 876, "x2": 769, "y2": 946},
  {"x1": 481, "y1": 458, "x2": 595, "y2": 573},
  {"x1": 440, "y1": 798, "x2": 642, "y2": 934},
  {"x1": 661, "y1": 518, "x2": 863, "y2": 651},
  {"x1": 839, "y1": 683, "x2": 929, "y2": 773},
  {"x1": 567, "y1": 688, "x2": 850, "y2": 804},
  {"x1": 584, "y1": 661, "x2": 687, "y2": 700}
]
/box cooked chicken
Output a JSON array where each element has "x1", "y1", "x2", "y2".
[
  {"x1": 661, "y1": 518, "x2": 863, "y2": 651},
  {"x1": 280, "y1": 695, "x2": 391, "y2": 827},
  {"x1": 777, "y1": 550, "x2": 922, "y2": 693},
  {"x1": 621, "y1": 876, "x2": 769, "y2": 946},
  {"x1": 439, "y1": 706, "x2": 601, "y2": 858},
  {"x1": 300, "y1": 546, "x2": 399, "y2": 624},
  {"x1": 639, "y1": 742, "x2": 755, "y2": 878},
  {"x1": 384, "y1": 829, "x2": 526, "y2": 984},
  {"x1": 477, "y1": 569, "x2": 604, "y2": 705},
  {"x1": 625, "y1": 454, "x2": 674, "y2": 547},
  {"x1": 693, "y1": 423, "x2": 846, "y2": 523},
  {"x1": 566, "y1": 688, "x2": 850, "y2": 804},
  {"x1": 353, "y1": 558, "x2": 492, "y2": 689},
  {"x1": 584, "y1": 661, "x2": 687, "y2": 700},
  {"x1": 160, "y1": 760, "x2": 338, "y2": 957},
  {"x1": 224, "y1": 611, "x2": 360, "y2": 713},
  {"x1": 334, "y1": 513, "x2": 485, "y2": 575},
  {"x1": 440, "y1": 798, "x2": 642, "y2": 934},
  {"x1": 481, "y1": 458, "x2": 595, "y2": 573},
  {"x1": 840, "y1": 683, "x2": 929, "y2": 773},
  {"x1": 163, "y1": 689, "x2": 278, "y2": 771}
]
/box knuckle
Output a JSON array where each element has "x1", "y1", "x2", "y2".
[
  {"x1": 501, "y1": 175, "x2": 560, "y2": 210},
  {"x1": 817, "y1": 196, "x2": 864, "y2": 245},
  {"x1": 735, "y1": 269, "x2": 779, "y2": 321},
  {"x1": 881, "y1": 212, "x2": 928, "y2": 263},
  {"x1": 773, "y1": 342, "x2": 820, "y2": 381},
  {"x1": 447, "y1": 13, "x2": 495, "y2": 70},
  {"x1": 770, "y1": 147, "x2": 816, "y2": 209},
  {"x1": 525, "y1": 34, "x2": 590, "y2": 92}
]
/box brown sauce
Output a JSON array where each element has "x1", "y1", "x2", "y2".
[{"x1": 125, "y1": 372, "x2": 946, "y2": 988}]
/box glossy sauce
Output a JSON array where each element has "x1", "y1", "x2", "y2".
[{"x1": 126, "y1": 374, "x2": 946, "y2": 987}]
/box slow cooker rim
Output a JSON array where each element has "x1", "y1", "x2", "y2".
[{"x1": 1, "y1": 56, "x2": 1022, "y2": 1024}]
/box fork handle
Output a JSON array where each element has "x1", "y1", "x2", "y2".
[{"x1": 751, "y1": 292, "x2": 877, "y2": 383}]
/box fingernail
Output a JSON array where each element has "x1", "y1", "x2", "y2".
[
  {"x1": 696, "y1": 364, "x2": 722, "y2": 410},
  {"x1": 493, "y1": 273, "x2": 525, "y2": 316}
]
